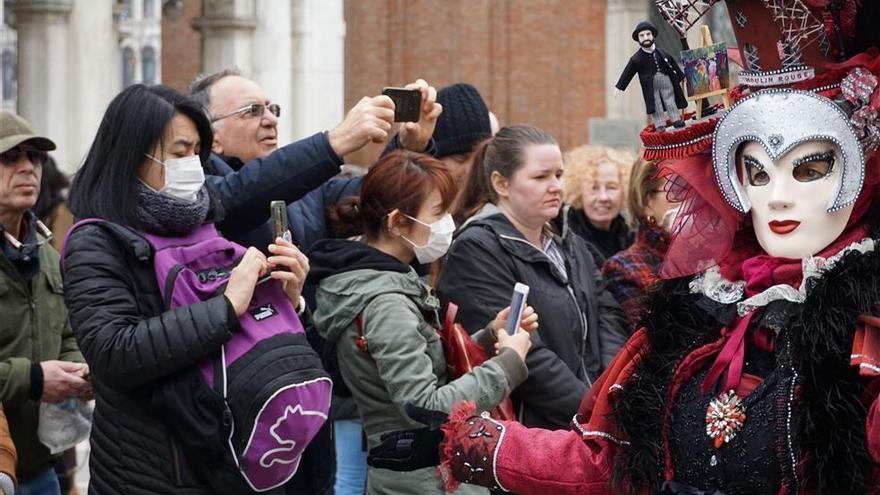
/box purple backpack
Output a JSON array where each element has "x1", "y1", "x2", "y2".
[{"x1": 67, "y1": 220, "x2": 332, "y2": 492}]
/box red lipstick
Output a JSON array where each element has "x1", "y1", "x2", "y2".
[{"x1": 768, "y1": 220, "x2": 801, "y2": 235}]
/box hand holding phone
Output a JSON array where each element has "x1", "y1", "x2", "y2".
[
  {"x1": 504, "y1": 283, "x2": 530, "y2": 336},
  {"x1": 382, "y1": 87, "x2": 422, "y2": 122}
]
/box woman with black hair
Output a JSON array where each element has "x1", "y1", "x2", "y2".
[{"x1": 62, "y1": 84, "x2": 310, "y2": 494}]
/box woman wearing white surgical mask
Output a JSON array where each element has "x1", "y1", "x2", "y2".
[
  {"x1": 142, "y1": 153, "x2": 206, "y2": 203},
  {"x1": 602, "y1": 158, "x2": 679, "y2": 328},
  {"x1": 64, "y1": 84, "x2": 310, "y2": 494},
  {"x1": 307, "y1": 150, "x2": 537, "y2": 495}
]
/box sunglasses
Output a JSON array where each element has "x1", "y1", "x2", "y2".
[
  {"x1": 211, "y1": 102, "x2": 281, "y2": 123},
  {"x1": 0, "y1": 147, "x2": 49, "y2": 167}
]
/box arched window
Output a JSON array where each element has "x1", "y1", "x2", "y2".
[
  {"x1": 141, "y1": 46, "x2": 156, "y2": 85},
  {"x1": 143, "y1": 0, "x2": 156, "y2": 19},
  {"x1": 122, "y1": 47, "x2": 136, "y2": 87},
  {"x1": 1, "y1": 50, "x2": 16, "y2": 101}
]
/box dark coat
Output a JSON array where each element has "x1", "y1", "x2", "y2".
[
  {"x1": 63, "y1": 221, "x2": 239, "y2": 494},
  {"x1": 553, "y1": 206, "x2": 635, "y2": 266},
  {"x1": 205, "y1": 131, "x2": 344, "y2": 240},
  {"x1": 615, "y1": 47, "x2": 688, "y2": 115},
  {"x1": 214, "y1": 133, "x2": 429, "y2": 256},
  {"x1": 437, "y1": 213, "x2": 629, "y2": 430}
]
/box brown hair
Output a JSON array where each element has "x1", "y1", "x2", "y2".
[
  {"x1": 331, "y1": 150, "x2": 456, "y2": 240},
  {"x1": 624, "y1": 158, "x2": 661, "y2": 229},
  {"x1": 454, "y1": 125, "x2": 557, "y2": 223}
]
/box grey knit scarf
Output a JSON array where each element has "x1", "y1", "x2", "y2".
[{"x1": 135, "y1": 182, "x2": 210, "y2": 236}]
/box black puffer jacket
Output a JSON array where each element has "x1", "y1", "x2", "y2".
[
  {"x1": 63, "y1": 221, "x2": 239, "y2": 494},
  {"x1": 438, "y1": 212, "x2": 628, "y2": 429}
]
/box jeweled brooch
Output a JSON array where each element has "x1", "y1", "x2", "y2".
[{"x1": 705, "y1": 389, "x2": 746, "y2": 448}]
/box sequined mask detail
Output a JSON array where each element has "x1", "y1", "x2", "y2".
[{"x1": 712, "y1": 89, "x2": 865, "y2": 214}]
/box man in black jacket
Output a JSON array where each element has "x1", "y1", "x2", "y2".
[
  {"x1": 615, "y1": 20, "x2": 688, "y2": 130},
  {"x1": 189, "y1": 69, "x2": 401, "y2": 243},
  {"x1": 191, "y1": 70, "x2": 444, "y2": 250}
]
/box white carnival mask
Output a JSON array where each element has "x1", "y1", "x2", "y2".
[
  {"x1": 738, "y1": 140, "x2": 854, "y2": 258},
  {"x1": 712, "y1": 89, "x2": 865, "y2": 258}
]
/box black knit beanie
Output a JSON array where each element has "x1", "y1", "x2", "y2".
[{"x1": 433, "y1": 83, "x2": 491, "y2": 158}]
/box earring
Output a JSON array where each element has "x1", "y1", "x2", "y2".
[{"x1": 647, "y1": 215, "x2": 656, "y2": 225}]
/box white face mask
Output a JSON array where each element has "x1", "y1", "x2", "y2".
[
  {"x1": 739, "y1": 140, "x2": 855, "y2": 259},
  {"x1": 144, "y1": 153, "x2": 205, "y2": 202},
  {"x1": 400, "y1": 213, "x2": 456, "y2": 264}
]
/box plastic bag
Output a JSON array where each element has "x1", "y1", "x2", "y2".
[{"x1": 37, "y1": 398, "x2": 93, "y2": 454}]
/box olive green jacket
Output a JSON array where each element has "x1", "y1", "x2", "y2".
[
  {"x1": 315, "y1": 267, "x2": 526, "y2": 494},
  {"x1": 0, "y1": 237, "x2": 84, "y2": 482}
]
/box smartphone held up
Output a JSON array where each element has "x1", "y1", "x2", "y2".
[
  {"x1": 504, "y1": 283, "x2": 530, "y2": 336},
  {"x1": 382, "y1": 87, "x2": 422, "y2": 122},
  {"x1": 270, "y1": 200, "x2": 292, "y2": 276}
]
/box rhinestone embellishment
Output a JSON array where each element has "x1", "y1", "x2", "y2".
[
  {"x1": 768, "y1": 134, "x2": 784, "y2": 150},
  {"x1": 706, "y1": 389, "x2": 746, "y2": 449}
]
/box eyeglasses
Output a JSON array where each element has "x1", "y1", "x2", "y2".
[
  {"x1": 3, "y1": 219, "x2": 54, "y2": 252},
  {"x1": 0, "y1": 147, "x2": 49, "y2": 167},
  {"x1": 211, "y1": 102, "x2": 281, "y2": 123}
]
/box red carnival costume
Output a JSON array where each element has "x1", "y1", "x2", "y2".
[{"x1": 437, "y1": 2, "x2": 880, "y2": 494}]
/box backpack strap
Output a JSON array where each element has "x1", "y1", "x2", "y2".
[
  {"x1": 354, "y1": 299, "x2": 452, "y2": 356},
  {"x1": 354, "y1": 314, "x2": 369, "y2": 354},
  {"x1": 444, "y1": 302, "x2": 459, "y2": 334}
]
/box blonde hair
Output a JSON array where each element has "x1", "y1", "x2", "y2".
[
  {"x1": 625, "y1": 158, "x2": 662, "y2": 229},
  {"x1": 562, "y1": 145, "x2": 635, "y2": 208}
]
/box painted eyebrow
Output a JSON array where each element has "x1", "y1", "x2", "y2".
[
  {"x1": 791, "y1": 150, "x2": 835, "y2": 168},
  {"x1": 742, "y1": 154, "x2": 764, "y2": 170}
]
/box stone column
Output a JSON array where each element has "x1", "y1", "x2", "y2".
[
  {"x1": 590, "y1": 0, "x2": 650, "y2": 148},
  {"x1": 289, "y1": 0, "x2": 344, "y2": 141},
  {"x1": 66, "y1": 0, "x2": 119, "y2": 173},
  {"x1": 253, "y1": 0, "x2": 293, "y2": 144},
  {"x1": 604, "y1": 0, "x2": 650, "y2": 120},
  {"x1": 6, "y1": 0, "x2": 74, "y2": 168},
  {"x1": 193, "y1": 0, "x2": 257, "y2": 75}
]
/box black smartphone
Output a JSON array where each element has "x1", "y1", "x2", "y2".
[
  {"x1": 271, "y1": 200, "x2": 291, "y2": 244},
  {"x1": 382, "y1": 87, "x2": 422, "y2": 122},
  {"x1": 270, "y1": 200, "x2": 291, "y2": 274}
]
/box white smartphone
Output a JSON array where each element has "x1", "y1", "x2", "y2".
[{"x1": 504, "y1": 283, "x2": 530, "y2": 336}]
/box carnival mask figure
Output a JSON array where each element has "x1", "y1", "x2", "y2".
[
  {"x1": 712, "y1": 89, "x2": 866, "y2": 259},
  {"x1": 365, "y1": 0, "x2": 880, "y2": 491},
  {"x1": 736, "y1": 140, "x2": 854, "y2": 258}
]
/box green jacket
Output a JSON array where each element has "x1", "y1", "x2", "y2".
[
  {"x1": 0, "y1": 236, "x2": 84, "y2": 482},
  {"x1": 314, "y1": 265, "x2": 526, "y2": 493}
]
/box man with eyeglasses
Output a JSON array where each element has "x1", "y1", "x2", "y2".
[
  {"x1": 0, "y1": 112, "x2": 89, "y2": 495},
  {"x1": 189, "y1": 69, "x2": 431, "y2": 241},
  {"x1": 191, "y1": 69, "x2": 442, "y2": 250}
]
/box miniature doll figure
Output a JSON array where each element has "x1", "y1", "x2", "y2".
[{"x1": 615, "y1": 20, "x2": 688, "y2": 131}]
